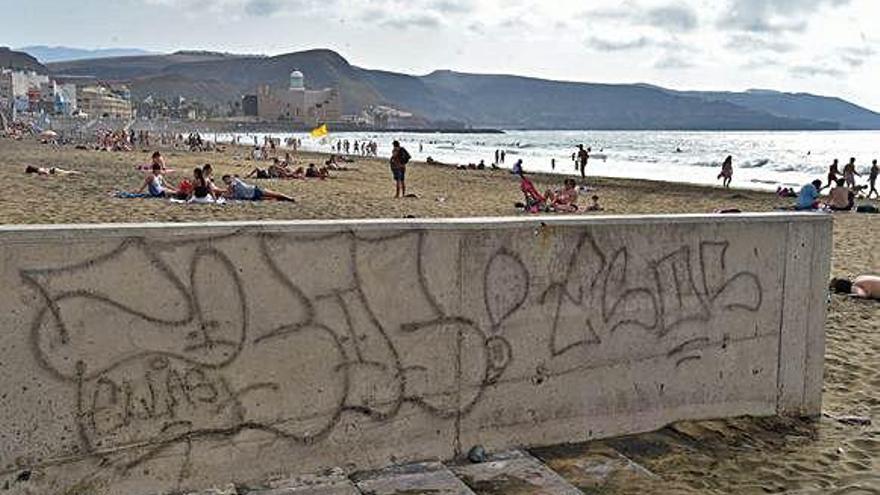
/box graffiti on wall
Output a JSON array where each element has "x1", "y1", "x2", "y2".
[{"x1": 15, "y1": 227, "x2": 764, "y2": 489}]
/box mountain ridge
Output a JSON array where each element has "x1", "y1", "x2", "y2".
[{"x1": 37, "y1": 48, "x2": 880, "y2": 130}]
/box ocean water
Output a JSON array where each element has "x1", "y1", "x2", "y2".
[{"x1": 212, "y1": 130, "x2": 880, "y2": 190}]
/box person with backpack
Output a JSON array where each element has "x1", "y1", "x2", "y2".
[{"x1": 390, "y1": 140, "x2": 411, "y2": 198}]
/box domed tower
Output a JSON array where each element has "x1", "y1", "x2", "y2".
[{"x1": 289, "y1": 70, "x2": 305, "y2": 90}]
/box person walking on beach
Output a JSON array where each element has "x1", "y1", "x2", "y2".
[
  {"x1": 500, "y1": 150, "x2": 506, "y2": 164},
  {"x1": 551, "y1": 158, "x2": 556, "y2": 170},
  {"x1": 826, "y1": 159, "x2": 841, "y2": 190},
  {"x1": 576, "y1": 144, "x2": 590, "y2": 181},
  {"x1": 495, "y1": 149, "x2": 500, "y2": 165},
  {"x1": 843, "y1": 157, "x2": 860, "y2": 188},
  {"x1": 868, "y1": 159, "x2": 879, "y2": 199},
  {"x1": 718, "y1": 155, "x2": 733, "y2": 188},
  {"x1": 390, "y1": 140, "x2": 411, "y2": 198}
]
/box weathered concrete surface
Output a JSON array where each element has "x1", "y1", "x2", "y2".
[
  {"x1": 450, "y1": 450, "x2": 583, "y2": 495},
  {"x1": 352, "y1": 462, "x2": 474, "y2": 494},
  {"x1": 0, "y1": 214, "x2": 831, "y2": 494}
]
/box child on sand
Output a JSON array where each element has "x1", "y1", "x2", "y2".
[{"x1": 586, "y1": 195, "x2": 603, "y2": 211}]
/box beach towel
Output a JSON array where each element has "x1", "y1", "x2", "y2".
[{"x1": 113, "y1": 191, "x2": 150, "y2": 199}]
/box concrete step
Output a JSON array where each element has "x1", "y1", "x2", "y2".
[
  {"x1": 246, "y1": 473, "x2": 361, "y2": 495},
  {"x1": 448, "y1": 450, "x2": 584, "y2": 495},
  {"x1": 352, "y1": 461, "x2": 475, "y2": 495}
]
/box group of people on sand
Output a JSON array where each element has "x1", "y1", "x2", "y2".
[
  {"x1": 792, "y1": 159, "x2": 879, "y2": 212},
  {"x1": 513, "y1": 162, "x2": 602, "y2": 214},
  {"x1": 129, "y1": 151, "x2": 294, "y2": 203}
]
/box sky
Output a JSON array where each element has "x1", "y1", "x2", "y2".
[{"x1": 3, "y1": 0, "x2": 879, "y2": 111}]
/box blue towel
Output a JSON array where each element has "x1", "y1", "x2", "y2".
[{"x1": 114, "y1": 191, "x2": 150, "y2": 199}]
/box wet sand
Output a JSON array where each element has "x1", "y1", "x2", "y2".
[{"x1": 0, "y1": 138, "x2": 877, "y2": 494}]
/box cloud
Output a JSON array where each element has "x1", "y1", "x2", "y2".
[
  {"x1": 644, "y1": 5, "x2": 698, "y2": 31},
  {"x1": 720, "y1": 0, "x2": 852, "y2": 33},
  {"x1": 381, "y1": 13, "x2": 442, "y2": 30},
  {"x1": 725, "y1": 34, "x2": 796, "y2": 52},
  {"x1": 790, "y1": 64, "x2": 844, "y2": 78},
  {"x1": 581, "y1": 2, "x2": 698, "y2": 32},
  {"x1": 586, "y1": 36, "x2": 652, "y2": 51},
  {"x1": 429, "y1": 0, "x2": 473, "y2": 14},
  {"x1": 244, "y1": 0, "x2": 281, "y2": 16},
  {"x1": 839, "y1": 45, "x2": 876, "y2": 67},
  {"x1": 654, "y1": 53, "x2": 695, "y2": 69}
]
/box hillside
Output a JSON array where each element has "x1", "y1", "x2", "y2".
[
  {"x1": 0, "y1": 47, "x2": 48, "y2": 73},
  {"x1": 45, "y1": 48, "x2": 880, "y2": 130},
  {"x1": 19, "y1": 46, "x2": 155, "y2": 63}
]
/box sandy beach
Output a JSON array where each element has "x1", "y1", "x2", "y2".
[{"x1": 0, "y1": 137, "x2": 877, "y2": 494}]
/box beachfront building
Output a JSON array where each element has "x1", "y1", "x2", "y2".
[
  {"x1": 77, "y1": 85, "x2": 133, "y2": 119},
  {"x1": 255, "y1": 70, "x2": 342, "y2": 125},
  {"x1": 0, "y1": 69, "x2": 50, "y2": 114}
]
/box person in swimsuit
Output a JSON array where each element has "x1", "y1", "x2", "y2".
[
  {"x1": 221, "y1": 175, "x2": 295, "y2": 202},
  {"x1": 25, "y1": 165, "x2": 83, "y2": 176},
  {"x1": 189, "y1": 167, "x2": 216, "y2": 202},
  {"x1": 136, "y1": 163, "x2": 178, "y2": 197},
  {"x1": 546, "y1": 178, "x2": 579, "y2": 212},
  {"x1": 843, "y1": 157, "x2": 860, "y2": 188},
  {"x1": 868, "y1": 159, "x2": 879, "y2": 199},
  {"x1": 830, "y1": 275, "x2": 880, "y2": 300},
  {"x1": 826, "y1": 159, "x2": 841, "y2": 190}
]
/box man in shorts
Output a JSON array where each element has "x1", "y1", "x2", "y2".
[{"x1": 390, "y1": 140, "x2": 411, "y2": 198}]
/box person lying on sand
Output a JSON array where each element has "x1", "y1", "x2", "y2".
[
  {"x1": 135, "y1": 163, "x2": 178, "y2": 198},
  {"x1": 25, "y1": 165, "x2": 83, "y2": 176},
  {"x1": 545, "y1": 179, "x2": 579, "y2": 212},
  {"x1": 221, "y1": 175, "x2": 295, "y2": 202},
  {"x1": 830, "y1": 275, "x2": 880, "y2": 300}
]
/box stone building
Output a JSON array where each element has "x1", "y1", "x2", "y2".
[
  {"x1": 255, "y1": 70, "x2": 342, "y2": 125},
  {"x1": 77, "y1": 85, "x2": 132, "y2": 119}
]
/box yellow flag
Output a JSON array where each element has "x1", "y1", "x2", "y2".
[{"x1": 310, "y1": 124, "x2": 329, "y2": 138}]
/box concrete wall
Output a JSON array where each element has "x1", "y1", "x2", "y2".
[{"x1": 0, "y1": 214, "x2": 831, "y2": 495}]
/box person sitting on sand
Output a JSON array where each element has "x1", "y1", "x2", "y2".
[
  {"x1": 828, "y1": 179, "x2": 854, "y2": 211},
  {"x1": 136, "y1": 163, "x2": 178, "y2": 198},
  {"x1": 221, "y1": 175, "x2": 295, "y2": 202},
  {"x1": 305, "y1": 163, "x2": 329, "y2": 179},
  {"x1": 201, "y1": 164, "x2": 224, "y2": 197},
  {"x1": 830, "y1": 275, "x2": 880, "y2": 300},
  {"x1": 586, "y1": 195, "x2": 603, "y2": 211},
  {"x1": 189, "y1": 167, "x2": 216, "y2": 203},
  {"x1": 795, "y1": 180, "x2": 823, "y2": 210},
  {"x1": 546, "y1": 179, "x2": 579, "y2": 212},
  {"x1": 25, "y1": 165, "x2": 83, "y2": 176}
]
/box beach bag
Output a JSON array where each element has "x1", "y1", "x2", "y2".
[
  {"x1": 856, "y1": 204, "x2": 878, "y2": 214},
  {"x1": 399, "y1": 147, "x2": 411, "y2": 165}
]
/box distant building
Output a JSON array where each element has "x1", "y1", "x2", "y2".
[
  {"x1": 77, "y1": 85, "x2": 132, "y2": 119},
  {"x1": 241, "y1": 94, "x2": 258, "y2": 116},
  {"x1": 0, "y1": 69, "x2": 50, "y2": 114},
  {"x1": 255, "y1": 69, "x2": 342, "y2": 125},
  {"x1": 54, "y1": 83, "x2": 78, "y2": 115}
]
